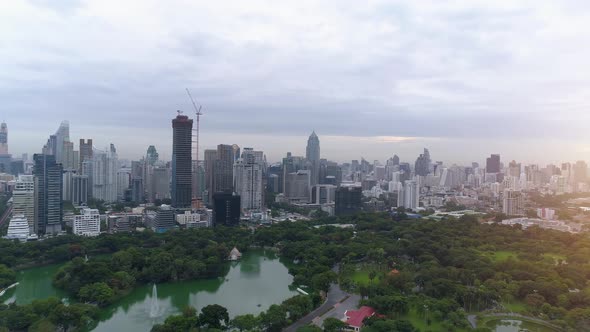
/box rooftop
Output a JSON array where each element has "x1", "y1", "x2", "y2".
[{"x1": 345, "y1": 306, "x2": 376, "y2": 328}]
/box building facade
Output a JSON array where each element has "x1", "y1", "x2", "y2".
[
  {"x1": 171, "y1": 114, "x2": 193, "y2": 208},
  {"x1": 73, "y1": 208, "x2": 101, "y2": 236}
]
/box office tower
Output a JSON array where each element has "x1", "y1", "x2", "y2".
[
  {"x1": 232, "y1": 144, "x2": 241, "y2": 162},
  {"x1": 33, "y1": 154, "x2": 63, "y2": 235},
  {"x1": 0, "y1": 122, "x2": 7, "y2": 155},
  {"x1": 508, "y1": 160, "x2": 521, "y2": 177},
  {"x1": 335, "y1": 184, "x2": 362, "y2": 216},
  {"x1": 171, "y1": 114, "x2": 193, "y2": 208},
  {"x1": 285, "y1": 170, "x2": 311, "y2": 203},
  {"x1": 147, "y1": 204, "x2": 176, "y2": 233},
  {"x1": 398, "y1": 180, "x2": 419, "y2": 210},
  {"x1": 306, "y1": 131, "x2": 320, "y2": 186},
  {"x1": 212, "y1": 192, "x2": 240, "y2": 226},
  {"x1": 43, "y1": 121, "x2": 69, "y2": 162},
  {"x1": 10, "y1": 159, "x2": 24, "y2": 176},
  {"x1": 414, "y1": 148, "x2": 431, "y2": 177},
  {"x1": 12, "y1": 175, "x2": 35, "y2": 234},
  {"x1": 282, "y1": 152, "x2": 305, "y2": 193},
  {"x1": 131, "y1": 178, "x2": 144, "y2": 203},
  {"x1": 312, "y1": 184, "x2": 336, "y2": 204},
  {"x1": 192, "y1": 161, "x2": 205, "y2": 200},
  {"x1": 214, "y1": 144, "x2": 234, "y2": 194},
  {"x1": 146, "y1": 145, "x2": 159, "y2": 166},
  {"x1": 574, "y1": 161, "x2": 588, "y2": 184},
  {"x1": 503, "y1": 189, "x2": 524, "y2": 216},
  {"x1": 150, "y1": 166, "x2": 171, "y2": 200},
  {"x1": 4, "y1": 215, "x2": 30, "y2": 242},
  {"x1": 486, "y1": 154, "x2": 501, "y2": 173},
  {"x1": 233, "y1": 149, "x2": 264, "y2": 211},
  {"x1": 117, "y1": 168, "x2": 131, "y2": 201},
  {"x1": 73, "y1": 208, "x2": 101, "y2": 237},
  {"x1": 61, "y1": 141, "x2": 78, "y2": 171},
  {"x1": 62, "y1": 170, "x2": 76, "y2": 201},
  {"x1": 204, "y1": 149, "x2": 217, "y2": 203},
  {"x1": 79, "y1": 139, "x2": 93, "y2": 172},
  {"x1": 91, "y1": 144, "x2": 118, "y2": 202},
  {"x1": 72, "y1": 174, "x2": 89, "y2": 206}
]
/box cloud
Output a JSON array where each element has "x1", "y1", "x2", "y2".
[{"x1": 1, "y1": 0, "x2": 590, "y2": 164}]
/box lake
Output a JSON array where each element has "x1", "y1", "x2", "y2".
[
  {"x1": 1, "y1": 249, "x2": 297, "y2": 331},
  {"x1": 486, "y1": 318, "x2": 559, "y2": 332}
]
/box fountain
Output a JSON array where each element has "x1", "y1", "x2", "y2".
[{"x1": 149, "y1": 284, "x2": 159, "y2": 318}]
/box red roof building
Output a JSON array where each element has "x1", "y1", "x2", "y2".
[{"x1": 344, "y1": 306, "x2": 376, "y2": 331}]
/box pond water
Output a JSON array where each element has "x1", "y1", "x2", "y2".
[
  {"x1": 485, "y1": 318, "x2": 558, "y2": 332},
  {"x1": 1, "y1": 249, "x2": 297, "y2": 331}
]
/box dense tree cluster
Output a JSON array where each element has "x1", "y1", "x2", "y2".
[{"x1": 0, "y1": 297, "x2": 97, "y2": 331}]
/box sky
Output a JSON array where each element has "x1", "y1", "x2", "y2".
[{"x1": 2, "y1": 0, "x2": 590, "y2": 165}]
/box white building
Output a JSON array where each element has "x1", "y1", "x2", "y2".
[
  {"x1": 4, "y1": 215, "x2": 30, "y2": 242},
  {"x1": 176, "y1": 210, "x2": 212, "y2": 228},
  {"x1": 92, "y1": 145, "x2": 118, "y2": 202},
  {"x1": 398, "y1": 180, "x2": 419, "y2": 210},
  {"x1": 12, "y1": 175, "x2": 35, "y2": 234},
  {"x1": 537, "y1": 208, "x2": 556, "y2": 220},
  {"x1": 73, "y1": 208, "x2": 101, "y2": 236},
  {"x1": 233, "y1": 149, "x2": 264, "y2": 211}
]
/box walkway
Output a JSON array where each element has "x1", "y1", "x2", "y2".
[{"x1": 283, "y1": 282, "x2": 349, "y2": 332}]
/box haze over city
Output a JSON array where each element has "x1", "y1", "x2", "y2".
[{"x1": 3, "y1": 0, "x2": 590, "y2": 164}]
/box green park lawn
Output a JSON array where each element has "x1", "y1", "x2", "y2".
[
  {"x1": 502, "y1": 300, "x2": 527, "y2": 313},
  {"x1": 482, "y1": 250, "x2": 519, "y2": 262},
  {"x1": 350, "y1": 269, "x2": 380, "y2": 286},
  {"x1": 399, "y1": 309, "x2": 470, "y2": 332}
]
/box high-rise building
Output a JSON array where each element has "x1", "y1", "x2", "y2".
[
  {"x1": 285, "y1": 170, "x2": 311, "y2": 203},
  {"x1": 73, "y1": 208, "x2": 101, "y2": 237},
  {"x1": 171, "y1": 114, "x2": 193, "y2": 208},
  {"x1": 150, "y1": 166, "x2": 171, "y2": 201},
  {"x1": 146, "y1": 204, "x2": 176, "y2": 233},
  {"x1": 414, "y1": 148, "x2": 431, "y2": 177},
  {"x1": 311, "y1": 184, "x2": 336, "y2": 204},
  {"x1": 33, "y1": 154, "x2": 63, "y2": 235},
  {"x1": 574, "y1": 161, "x2": 588, "y2": 184},
  {"x1": 146, "y1": 145, "x2": 159, "y2": 166},
  {"x1": 91, "y1": 144, "x2": 118, "y2": 202},
  {"x1": 79, "y1": 139, "x2": 93, "y2": 172},
  {"x1": 212, "y1": 192, "x2": 240, "y2": 226},
  {"x1": 233, "y1": 149, "x2": 264, "y2": 211},
  {"x1": 486, "y1": 154, "x2": 501, "y2": 174},
  {"x1": 131, "y1": 177, "x2": 144, "y2": 203},
  {"x1": 72, "y1": 174, "x2": 89, "y2": 206},
  {"x1": 0, "y1": 122, "x2": 8, "y2": 155},
  {"x1": 335, "y1": 184, "x2": 362, "y2": 216},
  {"x1": 61, "y1": 141, "x2": 79, "y2": 171},
  {"x1": 12, "y1": 175, "x2": 35, "y2": 234},
  {"x1": 204, "y1": 149, "x2": 218, "y2": 203},
  {"x1": 212, "y1": 144, "x2": 235, "y2": 196},
  {"x1": 62, "y1": 170, "x2": 76, "y2": 202},
  {"x1": 43, "y1": 121, "x2": 69, "y2": 162},
  {"x1": 282, "y1": 152, "x2": 305, "y2": 193},
  {"x1": 503, "y1": 189, "x2": 524, "y2": 216},
  {"x1": 306, "y1": 131, "x2": 320, "y2": 186},
  {"x1": 117, "y1": 168, "x2": 131, "y2": 201},
  {"x1": 398, "y1": 180, "x2": 419, "y2": 210}
]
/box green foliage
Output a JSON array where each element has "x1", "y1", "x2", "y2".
[
  {"x1": 323, "y1": 317, "x2": 347, "y2": 331},
  {"x1": 0, "y1": 264, "x2": 16, "y2": 288},
  {"x1": 78, "y1": 282, "x2": 114, "y2": 306},
  {"x1": 199, "y1": 304, "x2": 229, "y2": 329}
]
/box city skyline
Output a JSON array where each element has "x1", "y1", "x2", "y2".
[{"x1": 2, "y1": 1, "x2": 590, "y2": 164}]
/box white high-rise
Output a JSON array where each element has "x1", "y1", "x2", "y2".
[
  {"x1": 503, "y1": 189, "x2": 524, "y2": 216},
  {"x1": 73, "y1": 208, "x2": 101, "y2": 236},
  {"x1": 12, "y1": 175, "x2": 35, "y2": 234},
  {"x1": 398, "y1": 180, "x2": 419, "y2": 210},
  {"x1": 233, "y1": 148, "x2": 264, "y2": 211},
  {"x1": 92, "y1": 144, "x2": 118, "y2": 202}
]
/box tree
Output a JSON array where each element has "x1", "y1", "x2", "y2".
[
  {"x1": 260, "y1": 304, "x2": 287, "y2": 332},
  {"x1": 296, "y1": 326, "x2": 323, "y2": 332},
  {"x1": 0, "y1": 264, "x2": 16, "y2": 288},
  {"x1": 199, "y1": 304, "x2": 229, "y2": 329},
  {"x1": 77, "y1": 282, "x2": 114, "y2": 306},
  {"x1": 323, "y1": 317, "x2": 347, "y2": 332},
  {"x1": 232, "y1": 314, "x2": 258, "y2": 331}
]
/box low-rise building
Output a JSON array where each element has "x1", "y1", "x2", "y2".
[
  {"x1": 343, "y1": 306, "x2": 376, "y2": 332},
  {"x1": 4, "y1": 215, "x2": 30, "y2": 242},
  {"x1": 73, "y1": 208, "x2": 101, "y2": 237}
]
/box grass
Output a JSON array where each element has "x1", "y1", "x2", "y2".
[
  {"x1": 350, "y1": 270, "x2": 380, "y2": 286},
  {"x1": 400, "y1": 309, "x2": 470, "y2": 332},
  {"x1": 482, "y1": 250, "x2": 519, "y2": 262},
  {"x1": 502, "y1": 300, "x2": 527, "y2": 313}
]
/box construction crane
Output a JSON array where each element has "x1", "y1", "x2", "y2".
[{"x1": 186, "y1": 88, "x2": 203, "y2": 200}]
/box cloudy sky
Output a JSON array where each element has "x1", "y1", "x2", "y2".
[{"x1": 2, "y1": 0, "x2": 590, "y2": 165}]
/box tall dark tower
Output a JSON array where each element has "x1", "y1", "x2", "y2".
[
  {"x1": 33, "y1": 154, "x2": 63, "y2": 235},
  {"x1": 171, "y1": 113, "x2": 193, "y2": 208}
]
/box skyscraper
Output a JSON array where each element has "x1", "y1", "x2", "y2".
[
  {"x1": 335, "y1": 184, "x2": 362, "y2": 216},
  {"x1": 398, "y1": 179, "x2": 419, "y2": 210},
  {"x1": 91, "y1": 144, "x2": 118, "y2": 202},
  {"x1": 146, "y1": 145, "x2": 159, "y2": 166},
  {"x1": 414, "y1": 148, "x2": 431, "y2": 177},
  {"x1": 306, "y1": 131, "x2": 320, "y2": 186},
  {"x1": 214, "y1": 144, "x2": 234, "y2": 194},
  {"x1": 79, "y1": 139, "x2": 93, "y2": 172},
  {"x1": 33, "y1": 154, "x2": 63, "y2": 235},
  {"x1": 233, "y1": 148, "x2": 264, "y2": 211},
  {"x1": 171, "y1": 114, "x2": 193, "y2": 208},
  {"x1": 212, "y1": 192, "x2": 240, "y2": 226},
  {"x1": 0, "y1": 122, "x2": 11, "y2": 173},
  {"x1": 204, "y1": 149, "x2": 217, "y2": 204},
  {"x1": 486, "y1": 154, "x2": 501, "y2": 174}
]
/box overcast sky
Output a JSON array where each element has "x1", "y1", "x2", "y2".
[{"x1": 2, "y1": 0, "x2": 590, "y2": 165}]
